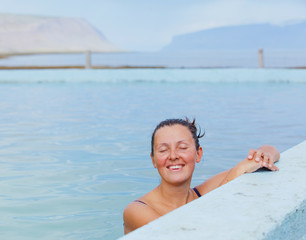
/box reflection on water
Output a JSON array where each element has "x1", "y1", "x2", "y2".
[{"x1": 0, "y1": 70, "x2": 306, "y2": 239}]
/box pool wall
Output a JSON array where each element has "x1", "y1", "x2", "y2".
[{"x1": 119, "y1": 140, "x2": 306, "y2": 240}]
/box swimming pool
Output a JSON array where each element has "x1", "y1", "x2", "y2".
[{"x1": 0, "y1": 68, "x2": 305, "y2": 239}]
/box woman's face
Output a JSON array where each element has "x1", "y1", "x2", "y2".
[{"x1": 151, "y1": 124, "x2": 203, "y2": 185}]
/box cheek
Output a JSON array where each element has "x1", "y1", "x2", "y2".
[
  {"x1": 182, "y1": 151, "x2": 198, "y2": 162},
  {"x1": 154, "y1": 154, "x2": 168, "y2": 167}
]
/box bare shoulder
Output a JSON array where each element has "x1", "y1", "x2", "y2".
[{"x1": 123, "y1": 200, "x2": 160, "y2": 234}]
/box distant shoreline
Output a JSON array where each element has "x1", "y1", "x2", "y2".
[
  {"x1": 0, "y1": 65, "x2": 305, "y2": 70},
  {"x1": 0, "y1": 65, "x2": 166, "y2": 70}
]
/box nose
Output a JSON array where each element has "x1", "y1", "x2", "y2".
[{"x1": 169, "y1": 148, "x2": 178, "y2": 161}]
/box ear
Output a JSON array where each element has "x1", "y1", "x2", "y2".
[
  {"x1": 151, "y1": 153, "x2": 157, "y2": 168},
  {"x1": 196, "y1": 146, "x2": 203, "y2": 163}
]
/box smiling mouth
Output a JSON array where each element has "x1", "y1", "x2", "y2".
[{"x1": 167, "y1": 164, "x2": 184, "y2": 171}]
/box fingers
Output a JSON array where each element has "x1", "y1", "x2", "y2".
[
  {"x1": 247, "y1": 149, "x2": 256, "y2": 160},
  {"x1": 262, "y1": 154, "x2": 269, "y2": 168},
  {"x1": 247, "y1": 148, "x2": 279, "y2": 171},
  {"x1": 254, "y1": 150, "x2": 263, "y2": 163},
  {"x1": 270, "y1": 165, "x2": 279, "y2": 171},
  {"x1": 268, "y1": 156, "x2": 274, "y2": 168},
  {"x1": 262, "y1": 153, "x2": 279, "y2": 171}
]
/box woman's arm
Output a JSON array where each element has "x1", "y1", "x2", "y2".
[{"x1": 195, "y1": 145, "x2": 280, "y2": 196}]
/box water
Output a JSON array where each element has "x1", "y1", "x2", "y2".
[{"x1": 0, "y1": 69, "x2": 306, "y2": 239}]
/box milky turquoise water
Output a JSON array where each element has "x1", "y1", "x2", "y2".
[{"x1": 0, "y1": 69, "x2": 306, "y2": 239}]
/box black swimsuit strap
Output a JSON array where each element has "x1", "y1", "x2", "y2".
[
  {"x1": 134, "y1": 200, "x2": 147, "y2": 205},
  {"x1": 193, "y1": 187, "x2": 202, "y2": 197},
  {"x1": 134, "y1": 189, "x2": 201, "y2": 207}
]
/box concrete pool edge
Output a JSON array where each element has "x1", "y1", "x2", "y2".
[{"x1": 119, "y1": 140, "x2": 306, "y2": 240}]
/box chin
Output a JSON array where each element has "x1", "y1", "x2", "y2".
[{"x1": 165, "y1": 175, "x2": 192, "y2": 186}]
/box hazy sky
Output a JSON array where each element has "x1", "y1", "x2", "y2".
[{"x1": 1, "y1": 0, "x2": 306, "y2": 51}]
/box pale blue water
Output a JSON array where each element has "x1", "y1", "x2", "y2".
[{"x1": 0, "y1": 69, "x2": 306, "y2": 239}]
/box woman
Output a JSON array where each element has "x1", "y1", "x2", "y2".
[{"x1": 123, "y1": 118, "x2": 280, "y2": 234}]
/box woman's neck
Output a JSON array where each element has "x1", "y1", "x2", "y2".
[{"x1": 156, "y1": 180, "x2": 192, "y2": 209}]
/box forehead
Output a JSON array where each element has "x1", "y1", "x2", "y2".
[{"x1": 154, "y1": 124, "x2": 193, "y2": 143}]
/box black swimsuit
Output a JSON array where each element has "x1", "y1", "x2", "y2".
[
  {"x1": 133, "y1": 188, "x2": 202, "y2": 205},
  {"x1": 193, "y1": 187, "x2": 202, "y2": 198},
  {"x1": 134, "y1": 200, "x2": 147, "y2": 205}
]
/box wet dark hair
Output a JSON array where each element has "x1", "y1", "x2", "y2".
[{"x1": 151, "y1": 118, "x2": 205, "y2": 156}]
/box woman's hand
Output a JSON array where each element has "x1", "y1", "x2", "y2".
[{"x1": 243, "y1": 145, "x2": 280, "y2": 173}]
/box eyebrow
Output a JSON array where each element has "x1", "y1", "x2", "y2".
[
  {"x1": 156, "y1": 143, "x2": 169, "y2": 148},
  {"x1": 156, "y1": 140, "x2": 190, "y2": 147}
]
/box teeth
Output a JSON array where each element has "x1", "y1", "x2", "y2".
[{"x1": 169, "y1": 165, "x2": 182, "y2": 169}]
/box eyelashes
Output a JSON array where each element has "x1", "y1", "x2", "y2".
[{"x1": 157, "y1": 145, "x2": 189, "y2": 153}]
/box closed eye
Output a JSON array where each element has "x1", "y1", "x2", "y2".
[
  {"x1": 158, "y1": 148, "x2": 168, "y2": 153},
  {"x1": 178, "y1": 143, "x2": 188, "y2": 149}
]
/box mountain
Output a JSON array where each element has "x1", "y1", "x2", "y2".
[
  {"x1": 162, "y1": 21, "x2": 306, "y2": 51},
  {"x1": 0, "y1": 13, "x2": 121, "y2": 55}
]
